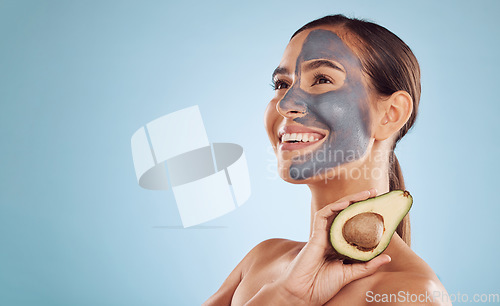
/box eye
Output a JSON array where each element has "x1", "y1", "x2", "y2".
[
  {"x1": 272, "y1": 79, "x2": 290, "y2": 91},
  {"x1": 312, "y1": 73, "x2": 333, "y2": 86}
]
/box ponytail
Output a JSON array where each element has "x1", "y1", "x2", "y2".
[{"x1": 389, "y1": 151, "x2": 411, "y2": 246}]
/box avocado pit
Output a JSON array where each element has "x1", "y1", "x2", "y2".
[{"x1": 342, "y1": 212, "x2": 384, "y2": 251}]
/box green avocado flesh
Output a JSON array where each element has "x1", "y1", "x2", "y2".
[{"x1": 329, "y1": 190, "x2": 413, "y2": 262}]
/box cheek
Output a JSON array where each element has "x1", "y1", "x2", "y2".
[
  {"x1": 313, "y1": 90, "x2": 370, "y2": 134},
  {"x1": 264, "y1": 99, "x2": 280, "y2": 144}
]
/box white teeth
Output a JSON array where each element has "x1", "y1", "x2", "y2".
[{"x1": 280, "y1": 133, "x2": 322, "y2": 143}]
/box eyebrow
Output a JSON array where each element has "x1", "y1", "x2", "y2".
[
  {"x1": 271, "y1": 60, "x2": 345, "y2": 80},
  {"x1": 272, "y1": 66, "x2": 290, "y2": 80},
  {"x1": 303, "y1": 60, "x2": 345, "y2": 73}
]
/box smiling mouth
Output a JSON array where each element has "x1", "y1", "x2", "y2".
[
  {"x1": 281, "y1": 132, "x2": 325, "y2": 143},
  {"x1": 277, "y1": 129, "x2": 327, "y2": 151}
]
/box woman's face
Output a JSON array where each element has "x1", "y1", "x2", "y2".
[{"x1": 264, "y1": 27, "x2": 374, "y2": 183}]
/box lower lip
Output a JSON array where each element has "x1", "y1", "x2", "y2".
[{"x1": 279, "y1": 137, "x2": 326, "y2": 151}]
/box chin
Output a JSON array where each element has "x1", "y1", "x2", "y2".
[
  {"x1": 277, "y1": 160, "x2": 368, "y2": 185},
  {"x1": 277, "y1": 161, "x2": 333, "y2": 184},
  {"x1": 279, "y1": 173, "x2": 311, "y2": 184}
]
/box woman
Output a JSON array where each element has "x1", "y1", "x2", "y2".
[{"x1": 204, "y1": 15, "x2": 450, "y2": 305}]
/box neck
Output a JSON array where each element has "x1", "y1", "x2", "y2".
[{"x1": 307, "y1": 155, "x2": 389, "y2": 238}]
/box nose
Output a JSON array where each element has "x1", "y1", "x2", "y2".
[{"x1": 276, "y1": 86, "x2": 308, "y2": 119}]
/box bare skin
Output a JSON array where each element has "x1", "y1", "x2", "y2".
[
  {"x1": 204, "y1": 25, "x2": 450, "y2": 305},
  {"x1": 205, "y1": 194, "x2": 448, "y2": 305}
]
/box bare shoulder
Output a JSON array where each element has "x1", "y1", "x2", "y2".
[
  {"x1": 252, "y1": 237, "x2": 302, "y2": 250},
  {"x1": 364, "y1": 246, "x2": 451, "y2": 306},
  {"x1": 366, "y1": 271, "x2": 451, "y2": 305},
  {"x1": 331, "y1": 237, "x2": 451, "y2": 306},
  {"x1": 331, "y1": 265, "x2": 448, "y2": 306},
  {"x1": 249, "y1": 238, "x2": 293, "y2": 252},
  {"x1": 242, "y1": 238, "x2": 304, "y2": 270},
  {"x1": 203, "y1": 238, "x2": 303, "y2": 305}
]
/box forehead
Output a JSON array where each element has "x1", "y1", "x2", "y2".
[{"x1": 280, "y1": 27, "x2": 359, "y2": 70}]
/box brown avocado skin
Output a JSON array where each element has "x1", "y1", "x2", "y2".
[{"x1": 329, "y1": 190, "x2": 413, "y2": 262}]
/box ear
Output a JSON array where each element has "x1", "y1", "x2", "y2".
[{"x1": 373, "y1": 91, "x2": 413, "y2": 141}]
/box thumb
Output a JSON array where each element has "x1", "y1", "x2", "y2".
[{"x1": 342, "y1": 255, "x2": 391, "y2": 285}]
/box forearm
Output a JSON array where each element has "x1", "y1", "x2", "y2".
[{"x1": 244, "y1": 282, "x2": 309, "y2": 306}]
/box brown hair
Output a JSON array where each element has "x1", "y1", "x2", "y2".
[{"x1": 292, "y1": 14, "x2": 420, "y2": 246}]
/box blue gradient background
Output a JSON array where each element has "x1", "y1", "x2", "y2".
[{"x1": 1, "y1": 1, "x2": 499, "y2": 305}]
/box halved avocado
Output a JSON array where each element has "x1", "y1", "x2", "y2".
[{"x1": 329, "y1": 190, "x2": 412, "y2": 262}]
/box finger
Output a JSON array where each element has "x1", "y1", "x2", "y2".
[
  {"x1": 310, "y1": 189, "x2": 377, "y2": 250},
  {"x1": 315, "y1": 188, "x2": 377, "y2": 232},
  {"x1": 311, "y1": 201, "x2": 349, "y2": 236},
  {"x1": 338, "y1": 188, "x2": 377, "y2": 205},
  {"x1": 346, "y1": 188, "x2": 377, "y2": 203},
  {"x1": 342, "y1": 255, "x2": 391, "y2": 286}
]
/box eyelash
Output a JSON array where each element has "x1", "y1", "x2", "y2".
[
  {"x1": 271, "y1": 73, "x2": 334, "y2": 91},
  {"x1": 271, "y1": 79, "x2": 290, "y2": 91},
  {"x1": 312, "y1": 73, "x2": 333, "y2": 86}
]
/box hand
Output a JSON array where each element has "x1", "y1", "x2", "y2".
[{"x1": 275, "y1": 189, "x2": 392, "y2": 306}]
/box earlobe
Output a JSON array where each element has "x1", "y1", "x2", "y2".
[{"x1": 374, "y1": 91, "x2": 413, "y2": 141}]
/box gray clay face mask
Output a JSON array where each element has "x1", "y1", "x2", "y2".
[{"x1": 278, "y1": 29, "x2": 371, "y2": 180}]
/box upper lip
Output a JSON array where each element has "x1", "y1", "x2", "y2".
[{"x1": 277, "y1": 125, "x2": 327, "y2": 141}]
